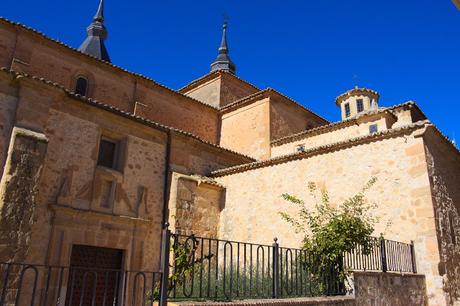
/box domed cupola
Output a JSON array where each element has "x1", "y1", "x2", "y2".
[{"x1": 335, "y1": 87, "x2": 379, "y2": 121}]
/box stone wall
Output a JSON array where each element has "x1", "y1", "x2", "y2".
[
  {"x1": 0, "y1": 76, "x2": 17, "y2": 171},
  {"x1": 219, "y1": 73, "x2": 259, "y2": 107},
  {"x1": 353, "y1": 272, "x2": 427, "y2": 306},
  {"x1": 271, "y1": 113, "x2": 395, "y2": 158},
  {"x1": 215, "y1": 128, "x2": 445, "y2": 305},
  {"x1": 220, "y1": 98, "x2": 271, "y2": 160},
  {"x1": 0, "y1": 128, "x2": 48, "y2": 263},
  {"x1": 0, "y1": 22, "x2": 15, "y2": 68},
  {"x1": 0, "y1": 21, "x2": 221, "y2": 144},
  {"x1": 184, "y1": 77, "x2": 222, "y2": 108},
  {"x1": 269, "y1": 96, "x2": 324, "y2": 143},
  {"x1": 173, "y1": 296, "x2": 356, "y2": 306},
  {"x1": 171, "y1": 272, "x2": 427, "y2": 306},
  {"x1": 0, "y1": 72, "x2": 251, "y2": 273},
  {"x1": 25, "y1": 105, "x2": 167, "y2": 268},
  {"x1": 182, "y1": 72, "x2": 259, "y2": 108},
  {"x1": 168, "y1": 173, "x2": 224, "y2": 237},
  {"x1": 423, "y1": 127, "x2": 460, "y2": 305}
]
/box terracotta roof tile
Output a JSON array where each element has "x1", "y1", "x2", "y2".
[
  {"x1": 0, "y1": 17, "x2": 218, "y2": 111},
  {"x1": 219, "y1": 88, "x2": 329, "y2": 124},
  {"x1": 335, "y1": 87, "x2": 380, "y2": 105},
  {"x1": 0, "y1": 67, "x2": 255, "y2": 162},
  {"x1": 211, "y1": 120, "x2": 430, "y2": 177},
  {"x1": 271, "y1": 102, "x2": 425, "y2": 146},
  {"x1": 178, "y1": 70, "x2": 260, "y2": 93}
]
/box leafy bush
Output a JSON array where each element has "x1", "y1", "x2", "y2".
[{"x1": 279, "y1": 178, "x2": 379, "y2": 286}]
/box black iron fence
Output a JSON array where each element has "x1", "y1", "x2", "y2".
[
  {"x1": 0, "y1": 229, "x2": 416, "y2": 305},
  {"x1": 343, "y1": 236, "x2": 417, "y2": 273},
  {"x1": 168, "y1": 234, "x2": 343, "y2": 301},
  {"x1": 0, "y1": 262, "x2": 163, "y2": 306}
]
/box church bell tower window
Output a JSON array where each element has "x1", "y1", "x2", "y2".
[
  {"x1": 357, "y1": 99, "x2": 364, "y2": 113},
  {"x1": 344, "y1": 103, "x2": 351, "y2": 118},
  {"x1": 75, "y1": 76, "x2": 89, "y2": 96}
]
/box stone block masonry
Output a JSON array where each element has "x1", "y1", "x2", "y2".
[
  {"x1": 0, "y1": 127, "x2": 48, "y2": 263},
  {"x1": 354, "y1": 272, "x2": 427, "y2": 306}
]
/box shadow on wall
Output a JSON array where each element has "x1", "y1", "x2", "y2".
[{"x1": 424, "y1": 128, "x2": 460, "y2": 305}]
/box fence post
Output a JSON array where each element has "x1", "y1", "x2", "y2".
[
  {"x1": 410, "y1": 240, "x2": 417, "y2": 273},
  {"x1": 380, "y1": 235, "x2": 387, "y2": 272},
  {"x1": 272, "y1": 238, "x2": 280, "y2": 299},
  {"x1": 159, "y1": 224, "x2": 171, "y2": 306}
]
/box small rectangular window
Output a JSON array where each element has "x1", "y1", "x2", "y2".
[
  {"x1": 357, "y1": 99, "x2": 364, "y2": 113},
  {"x1": 97, "y1": 138, "x2": 118, "y2": 169},
  {"x1": 344, "y1": 103, "x2": 351, "y2": 118},
  {"x1": 296, "y1": 144, "x2": 306, "y2": 153},
  {"x1": 369, "y1": 124, "x2": 378, "y2": 134}
]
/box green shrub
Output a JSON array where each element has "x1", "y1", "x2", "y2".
[{"x1": 279, "y1": 178, "x2": 379, "y2": 288}]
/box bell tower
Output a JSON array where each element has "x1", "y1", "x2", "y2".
[{"x1": 335, "y1": 87, "x2": 380, "y2": 120}]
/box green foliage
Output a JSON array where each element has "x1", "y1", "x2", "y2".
[
  {"x1": 148, "y1": 236, "x2": 213, "y2": 301},
  {"x1": 279, "y1": 178, "x2": 379, "y2": 284}
]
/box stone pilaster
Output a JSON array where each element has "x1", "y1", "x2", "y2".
[{"x1": 0, "y1": 127, "x2": 48, "y2": 262}]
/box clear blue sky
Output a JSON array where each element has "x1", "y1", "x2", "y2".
[{"x1": 3, "y1": 0, "x2": 460, "y2": 140}]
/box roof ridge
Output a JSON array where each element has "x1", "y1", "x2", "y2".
[
  {"x1": 335, "y1": 87, "x2": 380, "y2": 105},
  {"x1": 178, "y1": 70, "x2": 260, "y2": 93},
  {"x1": 0, "y1": 67, "x2": 255, "y2": 162},
  {"x1": 271, "y1": 101, "x2": 421, "y2": 146},
  {"x1": 0, "y1": 17, "x2": 218, "y2": 111},
  {"x1": 219, "y1": 88, "x2": 270, "y2": 111},
  {"x1": 219, "y1": 88, "x2": 328, "y2": 123},
  {"x1": 211, "y1": 120, "x2": 430, "y2": 177}
]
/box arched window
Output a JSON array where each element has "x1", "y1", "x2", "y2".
[{"x1": 75, "y1": 76, "x2": 88, "y2": 96}]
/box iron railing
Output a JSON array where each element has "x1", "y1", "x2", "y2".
[
  {"x1": 0, "y1": 262, "x2": 163, "y2": 306},
  {"x1": 0, "y1": 229, "x2": 416, "y2": 306},
  {"x1": 168, "y1": 233, "x2": 417, "y2": 301},
  {"x1": 168, "y1": 234, "x2": 344, "y2": 301},
  {"x1": 343, "y1": 236, "x2": 417, "y2": 273}
]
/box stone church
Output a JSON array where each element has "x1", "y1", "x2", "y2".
[{"x1": 0, "y1": 1, "x2": 458, "y2": 305}]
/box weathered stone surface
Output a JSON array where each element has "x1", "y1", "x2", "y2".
[
  {"x1": 173, "y1": 296, "x2": 356, "y2": 306},
  {"x1": 169, "y1": 173, "x2": 224, "y2": 238},
  {"x1": 423, "y1": 127, "x2": 460, "y2": 305},
  {"x1": 215, "y1": 129, "x2": 445, "y2": 305},
  {"x1": 0, "y1": 127, "x2": 48, "y2": 263},
  {"x1": 353, "y1": 272, "x2": 427, "y2": 306}
]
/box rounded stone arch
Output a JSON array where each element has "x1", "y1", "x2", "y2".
[{"x1": 71, "y1": 70, "x2": 96, "y2": 97}]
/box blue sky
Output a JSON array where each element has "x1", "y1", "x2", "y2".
[{"x1": 3, "y1": 0, "x2": 460, "y2": 140}]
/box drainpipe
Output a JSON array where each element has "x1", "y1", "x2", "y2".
[{"x1": 161, "y1": 130, "x2": 172, "y2": 228}]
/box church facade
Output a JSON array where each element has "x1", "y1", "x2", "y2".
[{"x1": 0, "y1": 1, "x2": 459, "y2": 305}]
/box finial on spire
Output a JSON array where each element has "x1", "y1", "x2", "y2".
[
  {"x1": 210, "y1": 17, "x2": 236, "y2": 74},
  {"x1": 94, "y1": 0, "x2": 104, "y2": 22},
  {"x1": 78, "y1": 0, "x2": 111, "y2": 62}
]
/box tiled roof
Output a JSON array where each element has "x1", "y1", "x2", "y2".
[
  {"x1": 271, "y1": 101, "x2": 424, "y2": 146},
  {"x1": 178, "y1": 70, "x2": 260, "y2": 93},
  {"x1": 211, "y1": 120, "x2": 430, "y2": 177},
  {"x1": 0, "y1": 67, "x2": 255, "y2": 162},
  {"x1": 335, "y1": 87, "x2": 380, "y2": 105},
  {"x1": 0, "y1": 17, "x2": 218, "y2": 111},
  {"x1": 219, "y1": 88, "x2": 329, "y2": 124}
]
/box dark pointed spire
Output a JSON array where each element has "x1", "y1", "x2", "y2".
[
  {"x1": 94, "y1": 0, "x2": 104, "y2": 22},
  {"x1": 78, "y1": 0, "x2": 111, "y2": 62},
  {"x1": 210, "y1": 20, "x2": 236, "y2": 74}
]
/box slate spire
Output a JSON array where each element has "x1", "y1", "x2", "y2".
[
  {"x1": 78, "y1": 0, "x2": 111, "y2": 62},
  {"x1": 210, "y1": 20, "x2": 236, "y2": 74}
]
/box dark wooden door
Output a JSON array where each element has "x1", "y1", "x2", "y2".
[{"x1": 65, "y1": 245, "x2": 123, "y2": 306}]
